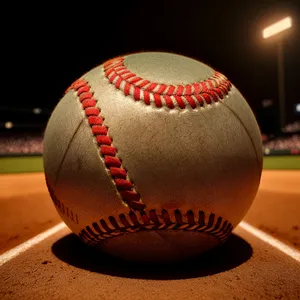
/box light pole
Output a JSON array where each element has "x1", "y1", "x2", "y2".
[{"x1": 262, "y1": 16, "x2": 292, "y2": 131}]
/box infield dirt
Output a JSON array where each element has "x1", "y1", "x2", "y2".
[{"x1": 0, "y1": 170, "x2": 299, "y2": 254}]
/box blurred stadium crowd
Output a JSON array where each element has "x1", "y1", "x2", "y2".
[
  {"x1": 282, "y1": 121, "x2": 300, "y2": 133},
  {"x1": 0, "y1": 133, "x2": 43, "y2": 156},
  {"x1": 262, "y1": 121, "x2": 300, "y2": 155},
  {"x1": 0, "y1": 121, "x2": 299, "y2": 156},
  {"x1": 263, "y1": 134, "x2": 300, "y2": 155}
]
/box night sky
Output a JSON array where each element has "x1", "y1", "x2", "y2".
[{"x1": 2, "y1": 0, "x2": 300, "y2": 133}]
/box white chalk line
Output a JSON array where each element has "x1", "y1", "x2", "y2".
[
  {"x1": 239, "y1": 221, "x2": 300, "y2": 262},
  {"x1": 0, "y1": 222, "x2": 66, "y2": 267},
  {"x1": 0, "y1": 220, "x2": 299, "y2": 266}
]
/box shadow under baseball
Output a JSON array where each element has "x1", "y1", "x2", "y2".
[{"x1": 51, "y1": 233, "x2": 252, "y2": 280}]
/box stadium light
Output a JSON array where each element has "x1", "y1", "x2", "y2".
[
  {"x1": 263, "y1": 17, "x2": 292, "y2": 39},
  {"x1": 262, "y1": 16, "x2": 292, "y2": 130},
  {"x1": 5, "y1": 121, "x2": 13, "y2": 129},
  {"x1": 33, "y1": 108, "x2": 42, "y2": 114}
]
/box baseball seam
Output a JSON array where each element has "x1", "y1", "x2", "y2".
[
  {"x1": 220, "y1": 101, "x2": 263, "y2": 174},
  {"x1": 78, "y1": 209, "x2": 233, "y2": 244},
  {"x1": 64, "y1": 58, "x2": 234, "y2": 245},
  {"x1": 53, "y1": 118, "x2": 85, "y2": 186},
  {"x1": 66, "y1": 79, "x2": 146, "y2": 211},
  {"x1": 103, "y1": 56, "x2": 232, "y2": 109}
]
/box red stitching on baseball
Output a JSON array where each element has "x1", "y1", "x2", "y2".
[
  {"x1": 100, "y1": 145, "x2": 116, "y2": 156},
  {"x1": 103, "y1": 57, "x2": 232, "y2": 109},
  {"x1": 82, "y1": 99, "x2": 97, "y2": 108},
  {"x1": 67, "y1": 79, "x2": 146, "y2": 212},
  {"x1": 96, "y1": 135, "x2": 111, "y2": 145},
  {"x1": 92, "y1": 126, "x2": 107, "y2": 135},
  {"x1": 104, "y1": 156, "x2": 121, "y2": 168},
  {"x1": 110, "y1": 167, "x2": 127, "y2": 179},
  {"x1": 78, "y1": 209, "x2": 233, "y2": 244}
]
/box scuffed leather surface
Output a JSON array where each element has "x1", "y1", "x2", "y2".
[{"x1": 43, "y1": 52, "x2": 263, "y2": 258}]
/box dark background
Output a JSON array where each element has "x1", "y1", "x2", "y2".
[{"x1": 2, "y1": 0, "x2": 300, "y2": 134}]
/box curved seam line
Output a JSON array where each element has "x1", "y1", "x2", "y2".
[
  {"x1": 82, "y1": 229, "x2": 226, "y2": 242},
  {"x1": 105, "y1": 57, "x2": 226, "y2": 91},
  {"x1": 78, "y1": 210, "x2": 233, "y2": 243},
  {"x1": 103, "y1": 57, "x2": 231, "y2": 109},
  {"x1": 68, "y1": 79, "x2": 145, "y2": 211},
  {"x1": 54, "y1": 118, "x2": 85, "y2": 186},
  {"x1": 219, "y1": 101, "x2": 262, "y2": 174}
]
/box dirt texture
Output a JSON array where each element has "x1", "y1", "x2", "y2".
[
  {"x1": 0, "y1": 173, "x2": 61, "y2": 254},
  {"x1": 0, "y1": 170, "x2": 299, "y2": 299},
  {"x1": 245, "y1": 170, "x2": 300, "y2": 250},
  {"x1": 0, "y1": 226, "x2": 299, "y2": 299}
]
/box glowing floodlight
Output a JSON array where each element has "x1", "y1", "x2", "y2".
[
  {"x1": 33, "y1": 108, "x2": 42, "y2": 114},
  {"x1": 5, "y1": 121, "x2": 13, "y2": 129},
  {"x1": 263, "y1": 17, "x2": 292, "y2": 39}
]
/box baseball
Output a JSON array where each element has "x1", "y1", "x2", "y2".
[{"x1": 43, "y1": 52, "x2": 263, "y2": 262}]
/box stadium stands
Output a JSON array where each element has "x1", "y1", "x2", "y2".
[
  {"x1": 262, "y1": 121, "x2": 300, "y2": 155},
  {"x1": 0, "y1": 121, "x2": 299, "y2": 156},
  {"x1": 263, "y1": 134, "x2": 300, "y2": 150},
  {"x1": 0, "y1": 133, "x2": 43, "y2": 156},
  {"x1": 282, "y1": 120, "x2": 300, "y2": 133}
]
